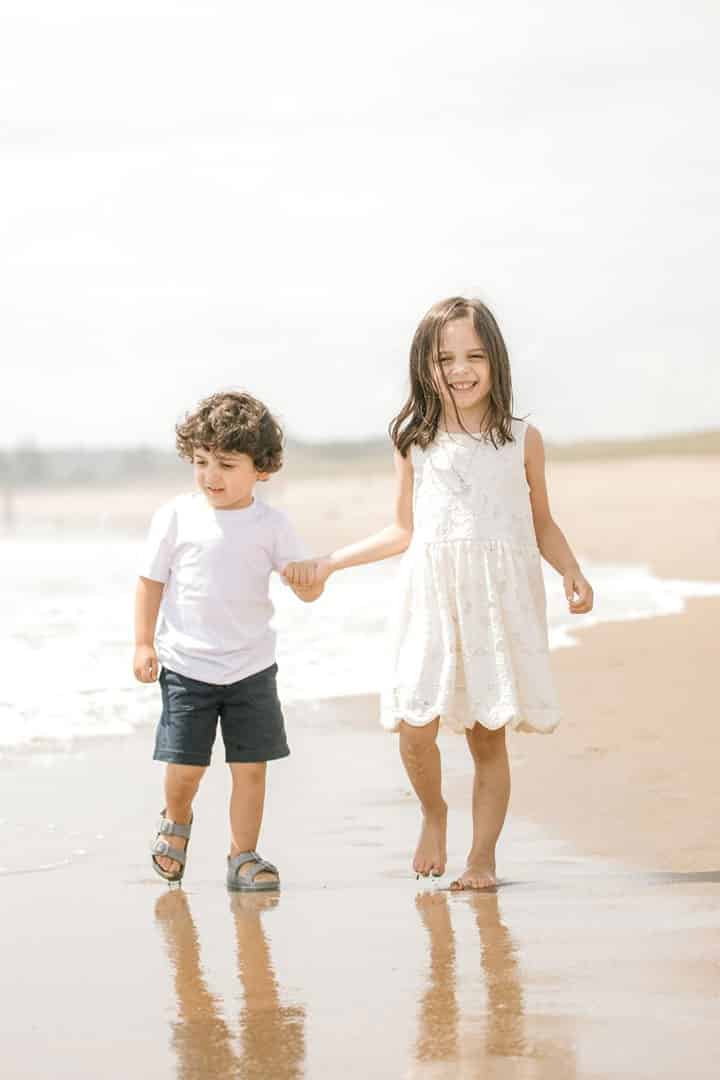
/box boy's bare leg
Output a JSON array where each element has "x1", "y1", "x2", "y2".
[
  {"x1": 228, "y1": 762, "x2": 277, "y2": 885},
  {"x1": 399, "y1": 718, "x2": 448, "y2": 877},
  {"x1": 155, "y1": 763, "x2": 206, "y2": 874},
  {"x1": 450, "y1": 724, "x2": 510, "y2": 890}
]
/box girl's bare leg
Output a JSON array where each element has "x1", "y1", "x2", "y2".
[
  {"x1": 399, "y1": 718, "x2": 448, "y2": 877},
  {"x1": 450, "y1": 724, "x2": 510, "y2": 890},
  {"x1": 155, "y1": 763, "x2": 206, "y2": 874},
  {"x1": 228, "y1": 762, "x2": 277, "y2": 885}
]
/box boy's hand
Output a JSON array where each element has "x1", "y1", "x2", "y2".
[
  {"x1": 134, "y1": 644, "x2": 159, "y2": 683},
  {"x1": 564, "y1": 569, "x2": 594, "y2": 615}
]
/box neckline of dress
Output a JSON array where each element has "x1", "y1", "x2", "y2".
[{"x1": 436, "y1": 430, "x2": 491, "y2": 439}]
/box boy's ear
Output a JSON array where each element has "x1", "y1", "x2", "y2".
[{"x1": 256, "y1": 471, "x2": 271, "y2": 483}]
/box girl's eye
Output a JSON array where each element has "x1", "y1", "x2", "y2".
[{"x1": 437, "y1": 355, "x2": 486, "y2": 364}]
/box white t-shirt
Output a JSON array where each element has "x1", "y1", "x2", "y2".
[{"x1": 140, "y1": 492, "x2": 305, "y2": 685}]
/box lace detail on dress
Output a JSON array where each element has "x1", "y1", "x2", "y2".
[{"x1": 381, "y1": 419, "x2": 560, "y2": 734}]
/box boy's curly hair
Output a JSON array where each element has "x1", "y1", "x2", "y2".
[{"x1": 175, "y1": 391, "x2": 284, "y2": 474}]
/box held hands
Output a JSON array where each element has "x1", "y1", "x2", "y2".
[
  {"x1": 563, "y1": 568, "x2": 594, "y2": 614},
  {"x1": 133, "y1": 644, "x2": 159, "y2": 683},
  {"x1": 282, "y1": 557, "x2": 332, "y2": 599}
]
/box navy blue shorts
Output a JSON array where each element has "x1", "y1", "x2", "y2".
[{"x1": 153, "y1": 663, "x2": 290, "y2": 766}]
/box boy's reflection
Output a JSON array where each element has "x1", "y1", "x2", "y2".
[{"x1": 155, "y1": 890, "x2": 305, "y2": 1080}]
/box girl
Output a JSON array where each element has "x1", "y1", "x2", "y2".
[{"x1": 284, "y1": 297, "x2": 593, "y2": 889}]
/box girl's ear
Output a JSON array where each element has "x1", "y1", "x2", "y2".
[{"x1": 256, "y1": 471, "x2": 271, "y2": 483}]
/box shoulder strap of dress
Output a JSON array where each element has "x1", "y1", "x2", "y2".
[{"x1": 511, "y1": 417, "x2": 527, "y2": 444}]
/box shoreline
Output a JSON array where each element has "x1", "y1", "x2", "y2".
[{"x1": 3, "y1": 452, "x2": 719, "y2": 572}]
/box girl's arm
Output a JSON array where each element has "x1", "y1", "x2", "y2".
[
  {"x1": 284, "y1": 448, "x2": 414, "y2": 587},
  {"x1": 133, "y1": 576, "x2": 165, "y2": 682},
  {"x1": 525, "y1": 425, "x2": 594, "y2": 614}
]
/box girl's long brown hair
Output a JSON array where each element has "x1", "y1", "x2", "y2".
[{"x1": 389, "y1": 297, "x2": 518, "y2": 456}]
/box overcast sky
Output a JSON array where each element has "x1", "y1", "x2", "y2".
[{"x1": 2, "y1": 0, "x2": 719, "y2": 449}]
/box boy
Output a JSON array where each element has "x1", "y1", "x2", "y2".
[{"x1": 133, "y1": 391, "x2": 321, "y2": 891}]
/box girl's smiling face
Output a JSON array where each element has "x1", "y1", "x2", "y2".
[
  {"x1": 192, "y1": 448, "x2": 268, "y2": 510},
  {"x1": 434, "y1": 316, "x2": 492, "y2": 426}
]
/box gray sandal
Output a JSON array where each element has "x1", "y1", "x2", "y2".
[
  {"x1": 226, "y1": 850, "x2": 280, "y2": 892},
  {"x1": 151, "y1": 810, "x2": 193, "y2": 884}
]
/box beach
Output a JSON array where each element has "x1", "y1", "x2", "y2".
[{"x1": 2, "y1": 452, "x2": 719, "y2": 1078}]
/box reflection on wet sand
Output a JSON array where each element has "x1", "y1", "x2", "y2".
[
  {"x1": 154, "y1": 890, "x2": 305, "y2": 1080},
  {"x1": 414, "y1": 893, "x2": 459, "y2": 1063},
  {"x1": 472, "y1": 892, "x2": 525, "y2": 1058},
  {"x1": 414, "y1": 891, "x2": 577, "y2": 1077}
]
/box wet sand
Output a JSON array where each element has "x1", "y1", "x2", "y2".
[
  {"x1": 2, "y1": 453, "x2": 719, "y2": 1077},
  {"x1": 2, "y1": 673, "x2": 720, "y2": 1078}
]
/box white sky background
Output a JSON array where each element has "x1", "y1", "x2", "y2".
[{"x1": 1, "y1": 0, "x2": 719, "y2": 448}]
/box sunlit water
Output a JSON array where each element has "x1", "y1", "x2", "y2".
[{"x1": 1, "y1": 534, "x2": 719, "y2": 751}]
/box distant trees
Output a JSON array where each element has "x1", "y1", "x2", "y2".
[
  {"x1": 0, "y1": 438, "x2": 392, "y2": 488},
  {"x1": 0, "y1": 444, "x2": 186, "y2": 488}
]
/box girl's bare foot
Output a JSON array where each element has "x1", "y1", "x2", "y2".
[
  {"x1": 413, "y1": 803, "x2": 448, "y2": 877},
  {"x1": 449, "y1": 859, "x2": 496, "y2": 891}
]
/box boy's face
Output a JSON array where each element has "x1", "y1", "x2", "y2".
[{"x1": 192, "y1": 447, "x2": 269, "y2": 510}]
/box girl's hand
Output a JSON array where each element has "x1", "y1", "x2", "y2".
[
  {"x1": 563, "y1": 568, "x2": 594, "y2": 615},
  {"x1": 134, "y1": 644, "x2": 159, "y2": 683}
]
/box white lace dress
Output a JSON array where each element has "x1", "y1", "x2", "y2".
[{"x1": 381, "y1": 419, "x2": 560, "y2": 734}]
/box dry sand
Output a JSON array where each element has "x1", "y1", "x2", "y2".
[{"x1": 2, "y1": 453, "x2": 719, "y2": 1078}]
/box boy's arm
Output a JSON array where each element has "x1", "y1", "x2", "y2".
[
  {"x1": 133, "y1": 576, "x2": 165, "y2": 682},
  {"x1": 272, "y1": 510, "x2": 326, "y2": 603}
]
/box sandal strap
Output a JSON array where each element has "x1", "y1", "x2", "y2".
[
  {"x1": 228, "y1": 851, "x2": 278, "y2": 881},
  {"x1": 152, "y1": 839, "x2": 187, "y2": 865},
  {"x1": 156, "y1": 814, "x2": 192, "y2": 839}
]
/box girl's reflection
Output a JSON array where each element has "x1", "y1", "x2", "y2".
[
  {"x1": 154, "y1": 890, "x2": 305, "y2": 1080},
  {"x1": 414, "y1": 890, "x2": 577, "y2": 1075},
  {"x1": 414, "y1": 890, "x2": 526, "y2": 1064},
  {"x1": 414, "y1": 892, "x2": 460, "y2": 1062},
  {"x1": 470, "y1": 891, "x2": 525, "y2": 1057}
]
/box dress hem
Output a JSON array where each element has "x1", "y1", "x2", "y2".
[{"x1": 380, "y1": 705, "x2": 560, "y2": 736}]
